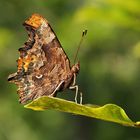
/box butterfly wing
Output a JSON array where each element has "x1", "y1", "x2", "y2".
[{"x1": 8, "y1": 14, "x2": 72, "y2": 104}]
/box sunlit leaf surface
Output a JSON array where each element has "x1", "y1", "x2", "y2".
[{"x1": 25, "y1": 96, "x2": 140, "y2": 128}]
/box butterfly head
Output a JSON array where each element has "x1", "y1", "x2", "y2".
[{"x1": 71, "y1": 62, "x2": 80, "y2": 74}]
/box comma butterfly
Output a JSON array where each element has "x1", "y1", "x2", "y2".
[{"x1": 8, "y1": 14, "x2": 81, "y2": 104}]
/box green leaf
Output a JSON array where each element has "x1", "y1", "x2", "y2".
[{"x1": 24, "y1": 96, "x2": 140, "y2": 128}]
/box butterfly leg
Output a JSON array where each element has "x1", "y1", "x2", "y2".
[
  {"x1": 69, "y1": 74, "x2": 83, "y2": 104},
  {"x1": 80, "y1": 92, "x2": 83, "y2": 104},
  {"x1": 71, "y1": 73, "x2": 76, "y2": 86},
  {"x1": 69, "y1": 85, "x2": 78, "y2": 103},
  {"x1": 50, "y1": 81, "x2": 64, "y2": 96}
]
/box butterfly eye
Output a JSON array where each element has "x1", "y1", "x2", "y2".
[{"x1": 35, "y1": 74, "x2": 43, "y2": 79}]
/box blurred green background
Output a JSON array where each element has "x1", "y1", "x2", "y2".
[{"x1": 0, "y1": 0, "x2": 140, "y2": 139}]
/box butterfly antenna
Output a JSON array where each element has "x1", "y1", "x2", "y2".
[{"x1": 73, "y1": 30, "x2": 87, "y2": 64}]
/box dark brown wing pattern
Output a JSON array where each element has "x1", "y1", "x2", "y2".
[{"x1": 8, "y1": 14, "x2": 80, "y2": 104}]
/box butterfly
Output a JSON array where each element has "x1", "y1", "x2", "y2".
[{"x1": 8, "y1": 14, "x2": 84, "y2": 104}]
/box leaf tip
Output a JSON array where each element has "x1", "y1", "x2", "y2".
[
  {"x1": 134, "y1": 121, "x2": 140, "y2": 127},
  {"x1": 24, "y1": 104, "x2": 45, "y2": 111}
]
